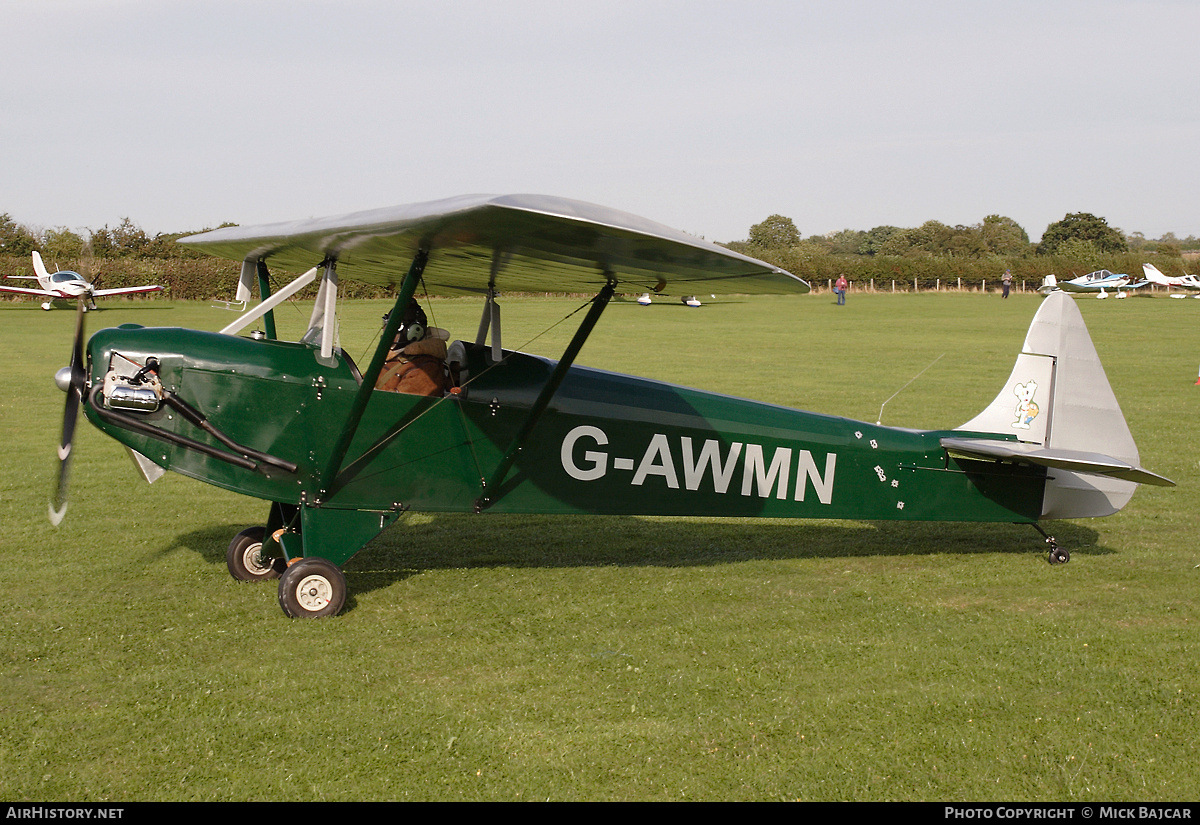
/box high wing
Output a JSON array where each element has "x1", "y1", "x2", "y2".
[{"x1": 178, "y1": 194, "x2": 809, "y2": 296}]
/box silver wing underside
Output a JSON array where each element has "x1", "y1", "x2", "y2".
[{"x1": 179, "y1": 194, "x2": 809, "y2": 297}]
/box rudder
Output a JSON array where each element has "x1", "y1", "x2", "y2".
[{"x1": 956, "y1": 292, "x2": 1143, "y2": 518}]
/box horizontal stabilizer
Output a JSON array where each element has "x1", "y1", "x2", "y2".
[{"x1": 940, "y1": 437, "x2": 1175, "y2": 487}]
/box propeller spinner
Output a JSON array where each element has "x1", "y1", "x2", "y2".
[{"x1": 50, "y1": 299, "x2": 87, "y2": 526}]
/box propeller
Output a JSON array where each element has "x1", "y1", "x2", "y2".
[
  {"x1": 87, "y1": 263, "x2": 102, "y2": 310},
  {"x1": 50, "y1": 298, "x2": 88, "y2": 526}
]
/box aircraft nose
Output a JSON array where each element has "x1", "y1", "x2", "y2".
[{"x1": 54, "y1": 365, "x2": 73, "y2": 392}]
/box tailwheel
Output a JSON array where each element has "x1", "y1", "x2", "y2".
[
  {"x1": 1029, "y1": 523, "x2": 1069, "y2": 565},
  {"x1": 278, "y1": 557, "x2": 347, "y2": 618},
  {"x1": 226, "y1": 526, "x2": 283, "y2": 581}
]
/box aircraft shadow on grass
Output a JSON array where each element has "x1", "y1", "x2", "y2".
[{"x1": 164, "y1": 516, "x2": 1104, "y2": 613}]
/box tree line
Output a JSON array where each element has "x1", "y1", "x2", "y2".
[
  {"x1": 725, "y1": 211, "x2": 1198, "y2": 290},
  {"x1": 0, "y1": 213, "x2": 389, "y2": 300},
  {"x1": 733, "y1": 211, "x2": 1197, "y2": 258},
  {"x1": 2, "y1": 210, "x2": 1197, "y2": 300}
]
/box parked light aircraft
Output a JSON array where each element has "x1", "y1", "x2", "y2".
[
  {"x1": 635, "y1": 292, "x2": 702, "y2": 306},
  {"x1": 49, "y1": 194, "x2": 1173, "y2": 617},
  {"x1": 1142, "y1": 263, "x2": 1200, "y2": 297},
  {"x1": 1040, "y1": 269, "x2": 1147, "y2": 299},
  {"x1": 1, "y1": 251, "x2": 162, "y2": 310}
]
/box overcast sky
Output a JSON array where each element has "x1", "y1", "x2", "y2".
[{"x1": 4, "y1": 0, "x2": 1197, "y2": 244}]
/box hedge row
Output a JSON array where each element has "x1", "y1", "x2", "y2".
[
  {"x1": 0, "y1": 255, "x2": 391, "y2": 302},
  {"x1": 753, "y1": 250, "x2": 1188, "y2": 290},
  {"x1": 1, "y1": 250, "x2": 1188, "y2": 302}
]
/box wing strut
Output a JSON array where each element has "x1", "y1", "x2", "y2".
[
  {"x1": 476, "y1": 249, "x2": 511, "y2": 360},
  {"x1": 475, "y1": 288, "x2": 502, "y2": 362},
  {"x1": 476, "y1": 274, "x2": 617, "y2": 511},
  {"x1": 317, "y1": 248, "x2": 429, "y2": 503},
  {"x1": 304, "y1": 260, "x2": 340, "y2": 363},
  {"x1": 256, "y1": 260, "x2": 277, "y2": 339},
  {"x1": 220, "y1": 266, "x2": 319, "y2": 337}
]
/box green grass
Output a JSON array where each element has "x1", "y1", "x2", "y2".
[{"x1": 1, "y1": 290, "x2": 1197, "y2": 800}]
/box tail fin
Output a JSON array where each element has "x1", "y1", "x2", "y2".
[
  {"x1": 1143, "y1": 262, "x2": 1171, "y2": 285},
  {"x1": 32, "y1": 250, "x2": 50, "y2": 280},
  {"x1": 954, "y1": 292, "x2": 1171, "y2": 518}
]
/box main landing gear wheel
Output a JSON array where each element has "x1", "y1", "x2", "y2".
[
  {"x1": 226, "y1": 526, "x2": 283, "y2": 581},
  {"x1": 278, "y1": 557, "x2": 347, "y2": 618}
]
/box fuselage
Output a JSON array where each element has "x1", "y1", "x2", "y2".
[
  {"x1": 1059, "y1": 270, "x2": 1129, "y2": 291},
  {"x1": 83, "y1": 325, "x2": 1046, "y2": 531},
  {"x1": 45, "y1": 271, "x2": 92, "y2": 298}
]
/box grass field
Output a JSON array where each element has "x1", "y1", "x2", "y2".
[{"x1": 1, "y1": 290, "x2": 1196, "y2": 801}]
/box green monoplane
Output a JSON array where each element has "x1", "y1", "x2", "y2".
[{"x1": 51, "y1": 194, "x2": 1173, "y2": 617}]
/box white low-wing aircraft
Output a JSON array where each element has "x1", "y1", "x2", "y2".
[
  {"x1": 1040, "y1": 269, "x2": 1147, "y2": 299},
  {"x1": 635, "y1": 293, "x2": 702, "y2": 307},
  {"x1": 1142, "y1": 263, "x2": 1200, "y2": 298},
  {"x1": 0, "y1": 251, "x2": 162, "y2": 310}
]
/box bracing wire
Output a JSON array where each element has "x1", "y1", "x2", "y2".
[{"x1": 876, "y1": 353, "x2": 945, "y2": 426}]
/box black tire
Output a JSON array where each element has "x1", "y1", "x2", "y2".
[
  {"x1": 1048, "y1": 546, "x2": 1071, "y2": 565},
  {"x1": 278, "y1": 558, "x2": 347, "y2": 618},
  {"x1": 226, "y1": 526, "x2": 281, "y2": 581}
]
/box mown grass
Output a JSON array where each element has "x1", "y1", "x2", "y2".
[{"x1": 0, "y1": 290, "x2": 1197, "y2": 801}]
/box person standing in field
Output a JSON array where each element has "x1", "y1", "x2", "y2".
[
  {"x1": 1002, "y1": 269, "x2": 1012, "y2": 299},
  {"x1": 835, "y1": 274, "x2": 848, "y2": 305}
]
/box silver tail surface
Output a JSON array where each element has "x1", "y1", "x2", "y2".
[{"x1": 948, "y1": 292, "x2": 1172, "y2": 519}]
